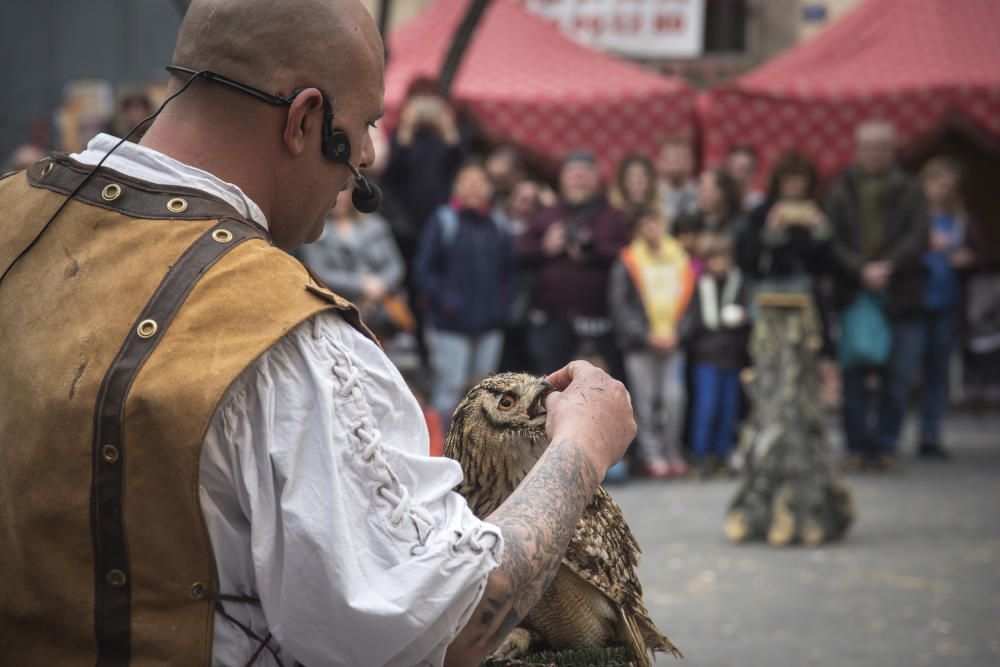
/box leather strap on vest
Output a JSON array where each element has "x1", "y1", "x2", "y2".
[{"x1": 91, "y1": 218, "x2": 266, "y2": 666}]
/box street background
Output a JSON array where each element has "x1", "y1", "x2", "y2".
[{"x1": 614, "y1": 411, "x2": 1000, "y2": 667}]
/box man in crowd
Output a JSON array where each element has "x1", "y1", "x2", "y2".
[
  {"x1": 518, "y1": 150, "x2": 631, "y2": 378},
  {"x1": 656, "y1": 137, "x2": 699, "y2": 221},
  {"x1": 724, "y1": 144, "x2": 765, "y2": 211},
  {"x1": 0, "y1": 1, "x2": 636, "y2": 665},
  {"x1": 827, "y1": 120, "x2": 930, "y2": 471}
]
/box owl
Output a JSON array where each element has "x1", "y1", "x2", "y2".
[{"x1": 445, "y1": 372, "x2": 680, "y2": 666}]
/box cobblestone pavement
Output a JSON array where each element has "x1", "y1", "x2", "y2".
[{"x1": 608, "y1": 411, "x2": 1000, "y2": 667}]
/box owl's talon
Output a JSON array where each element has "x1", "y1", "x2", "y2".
[{"x1": 491, "y1": 627, "x2": 533, "y2": 661}]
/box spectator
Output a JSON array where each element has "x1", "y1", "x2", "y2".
[
  {"x1": 609, "y1": 210, "x2": 694, "y2": 478},
  {"x1": 695, "y1": 167, "x2": 744, "y2": 239},
  {"x1": 739, "y1": 151, "x2": 830, "y2": 290},
  {"x1": 485, "y1": 144, "x2": 524, "y2": 206},
  {"x1": 497, "y1": 179, "x2": 544, "y2": 373},
  {"x1": 672, "y1": 212, "x2": 706, "y2": 276},
  {"x1": 413, "y1": 160, "x2": 516, "y2": 417},
  {"x1": 739, "y1": 150, "x2": 839, "y2": 402},
  {"x1": 725, "y1": 144, "x2": 765, "y2": 211},
  {"x1": 912, "y1": 157, "x2": 976, "y2": 459},
  {"x1": 105, "y1": 90, "x2": 155, "y2": 142},
  {"x1": 609, "y1": 154, "x2": 661, "y2": 218},
  {"x1": 827, "y1": 120, "x2": 930, "y2": 472},
  {"x1": 296, "y1": 186, "x2": 410, "y2": 343},
  {"x1": 381, "y1": 78, "x2": 468, "y2": 262},
  {"x1": 518, "y1": 150, "x2": 630, "y2": 377},
  {"x1": 680, "y1": 234, "x2": 752, "y2": 477},
  {"x1": 656, "y1": 137, "x2": 699, "y2": 221},
  {"x1": 3, "y1": 143, "x2": 47, "y2": 173}
]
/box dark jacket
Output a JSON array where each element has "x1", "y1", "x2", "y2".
[
  {"x1": 738, "y1": 198, "x2": 832, "y2": 281},
  {"x1": 518, "y1": 197, "x2": 629, "y2": 319},
  {"x1": 413, "y1": 204, "x2": 515, "y2": 334},
  {"x1": 381, "y1": 128, "x2": 467, "y2": 258},
  {"x1": 826, "y1": 166, "x2": 930, "y2": 317},
  {"x1": 679, "y1": 270, "x2": 752, "y2": 370}
]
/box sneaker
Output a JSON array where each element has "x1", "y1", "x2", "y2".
[
  {"x1": 918, "y1": 443, "x2": 951, "y2": 461},
  {"x1": 642, "y1": 458, "x2": 672, "y2": 479},
  {"x1": 667, "y1": 460, "x2": 690, "y2": 478}
]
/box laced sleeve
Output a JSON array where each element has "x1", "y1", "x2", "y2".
[{"x1": 205, "y1": 311, "x2": 503, "y2": 667}]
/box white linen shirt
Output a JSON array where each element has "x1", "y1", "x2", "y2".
[{"x1": 72, "y1": 135, "x2": 503, "y2": 667}]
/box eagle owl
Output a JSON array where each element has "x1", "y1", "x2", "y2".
[{"x1": 445, "y1": 372, "x2": 680, "y2": 666}]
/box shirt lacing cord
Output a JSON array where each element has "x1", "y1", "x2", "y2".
[
  {"x1": 451, "y1": 529, "x2": 486, "y2": 555},
  {"x1": 332, "y1": 362, "x2": 362, "y2": 399}
]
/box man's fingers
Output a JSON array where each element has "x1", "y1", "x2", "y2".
[{"x1": 545, "y1": 360, "x2": 593, "y2": 391}]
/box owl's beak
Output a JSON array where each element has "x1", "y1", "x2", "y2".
[{"x1": 527, "y1": 380, "x2": 555, "y2": 420}]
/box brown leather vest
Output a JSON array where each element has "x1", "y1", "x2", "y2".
[{"x1": 0, "y1": 155, "x2": 372, "y2": 665}]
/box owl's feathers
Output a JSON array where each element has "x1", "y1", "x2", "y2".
[{"x1": 445, "y1": 372, "x2": 680, "y2": 666}]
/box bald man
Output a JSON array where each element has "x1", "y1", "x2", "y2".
[
  {"x1": 0, "y1": 1, "x2": 635, "y2": 666},
  {"x1": 827, "y1": 120, "x2": 929, "y2": 472}
]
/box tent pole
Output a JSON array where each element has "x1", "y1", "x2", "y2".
[
  {"x1": 376, "y1": 0, "x2": 392, "y2": 40},
  {"x1": 438, "y1": 0, "x2": 492, "y2": 99}
]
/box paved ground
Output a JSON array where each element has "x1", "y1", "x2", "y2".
[{"x1": 608, "y1": 410, "x2": 1000, "y2": 667}]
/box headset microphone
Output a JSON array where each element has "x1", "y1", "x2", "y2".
[{"x1": 346, "y1": 162, "x2": 383, "y2": 213}]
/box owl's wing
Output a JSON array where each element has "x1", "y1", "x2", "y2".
[
  {"x1": 560, "y1": 486, "x2": 643, "y2": 609},
  {"x1": 561, "y1": 487, "x2": 681, "y2": 661}
]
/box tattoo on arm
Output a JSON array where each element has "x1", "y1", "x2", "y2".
[{"x1": 468, "y1": 440, "x2": 600, "y2": 651}]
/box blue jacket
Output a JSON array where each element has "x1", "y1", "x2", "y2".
[{"x1": 413, "y1": 204, "x2": 516, "y2": 334}]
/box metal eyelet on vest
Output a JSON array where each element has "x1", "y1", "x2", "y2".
[
  {"x1": 105, "y1": 569, "x2": 127, "y2": 588},
  {"x1": 40, "y1": 161, "x2": 54, "y2": 178},
  {"x1": 190, "y1": 582, "x2": 206, "y2": 599},
  {"x1": 101, "y1": 183, "x2": 122, "y2": 202},
  {"x1": 136, "y1": 319, "x2": 158, "y2": 339},
  {"x1": 212, "y1": 229, "x2": 233, "y2": 243},
  {"x1": 166, "y1": 197, "x2": 188, "y2": 213},
  {"x1": 101, "y1": 444, "x2": 120, "y2": 463}
]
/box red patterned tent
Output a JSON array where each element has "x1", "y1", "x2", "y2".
[
  {"x1": 384, "y1": 0, "x2": 695, "y2": 175},
  {"x1": 699, "y1": 0, "x2": 1000, "y2": 185}
]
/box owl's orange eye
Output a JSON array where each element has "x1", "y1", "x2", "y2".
[{"x1": 497, "y1": 393, "x2": 516, "y2": 410}]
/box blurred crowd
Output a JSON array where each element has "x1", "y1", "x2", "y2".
[{"x1": 5, "y1": 81, "x2": 992, "y2": 479}]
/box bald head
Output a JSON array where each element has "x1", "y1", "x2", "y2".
[
  {"x1": 855, "y1": 120, "x2": 897, "y2": 176},
  {"x1": 142, "y1": 0, "x2": 386, "y2": 249},
  {"x1": 173, "y1": 0, "x2": 383, "y2": 96}
]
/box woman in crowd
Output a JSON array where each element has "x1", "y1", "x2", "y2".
[
  {"x1": 296, "y1": 186, "x2": 410, "y2": 344},
  {"x1": 413, "y1": 160, "x2": 517, "y2": 418},
  {"x1": 695, "y1": 168, "x2": 744, "y2": 239},
  {"x1": 610, "y1": 154, "x2": 661, "y2": 219},
  {"x1": 912, "y1": 157, "x2": 976, "y2": 458},
  {"x1": 738, "y1": 151, "x2": 830, "y2": 290},
  {"x1": 609, "y1": 209, "x2": 695, "y2": 478}
]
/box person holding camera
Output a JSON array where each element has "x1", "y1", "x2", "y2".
[{"x1": 518, "y1": 150, "x2": 630, "y2": 377}]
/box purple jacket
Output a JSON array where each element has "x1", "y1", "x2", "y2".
[{"x1": 518, "y1": 198, "x2": 630, "y2": 318}]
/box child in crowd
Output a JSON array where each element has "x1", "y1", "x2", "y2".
[
  {"x1": 680, "y1": 234, "x2": 752, "y2": 476},
  {"x1": 609, "y1": 210, "x2": 695, "y2": 478},
  {"x1": 413, "y1": 160, "x2": 516, "y2": 418}
]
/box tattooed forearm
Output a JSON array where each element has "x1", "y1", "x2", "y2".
[{"x1": 444, "y1": 439, "x2": 601, "y2": 666}]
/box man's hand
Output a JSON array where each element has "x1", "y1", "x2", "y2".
[
  {"x1": 360, "y1": 275, "x2": 387, "y2": 303},
  {"x1": 542, "y1": 223, "x2": 566, "y2": 257},
  {"x1": 861, "y1": 260, "x2": 893, "y2": 291},
  {"x1": 544, "y1": 361, "x2": 636, "y2": 474},
  {"x1": 647, "y1": 331, "x2": 677, "y2": 353}
]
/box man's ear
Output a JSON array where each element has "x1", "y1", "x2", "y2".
[{"x1": 283, "y1": 88, "x2": 324, "y2": 157}]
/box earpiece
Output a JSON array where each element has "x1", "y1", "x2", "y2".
[
  {"x1": 318, "y1": 96, "x2": 352, "y2": 164},
  {"x1": 168, "y1": 66, "x2": 381, "y2": 212}
]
